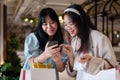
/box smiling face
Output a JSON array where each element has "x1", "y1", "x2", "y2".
[
  {"x1": 42, "y1": 15, "x2": 58, "y2": 39},
  {"x1": 64, "y1": 14, "x2": 78, "y2": 38}
]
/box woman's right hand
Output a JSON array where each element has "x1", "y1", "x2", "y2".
[
  {"x1": 60, "y1": 44, "x2": 74, "y2": 58},
  {"x1": 60, "y1": 44, "x2": 74, "y2": 71},
  {"x1": 78, "y1": 54, "x2": 91, "y2": 64},
  {"x1": 44, "y1": 41, "x2": 60, "y2": 58}
]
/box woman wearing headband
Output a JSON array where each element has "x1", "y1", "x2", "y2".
[{"x1": 61, "y1": 4, "x2": 117, "y2": 80}]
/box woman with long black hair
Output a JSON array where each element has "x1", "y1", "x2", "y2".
[
  {"x1": 61, "y1": 4, "x2": 117, "y2": 80},
  {"x1": 23, "y1": 7, "x2": 68, "y2": 80}
]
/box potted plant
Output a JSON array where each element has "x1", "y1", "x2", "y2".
[{"x1": 0, "y1": 32, "x2": 22, "y2": 80}]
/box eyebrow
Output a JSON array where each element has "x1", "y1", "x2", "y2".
[{"x1": 64, "y1": 21, "x2": 73, "y2": 24}]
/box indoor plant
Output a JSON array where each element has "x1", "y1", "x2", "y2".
[{"x1": 0, "y1": 32, "x2": 22, "y2": 80}]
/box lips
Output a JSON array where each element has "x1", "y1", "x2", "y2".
[
  {"x1": 69, "y1": 30, "x2": 74, "y2": 35},
  {"x1": 47, "y1": 29, "x2": 55, "y2": 35},
  {"x1": 48, "y1": 29, "x2": 54, "y2": 32}
]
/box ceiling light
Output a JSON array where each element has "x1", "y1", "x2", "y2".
[
  {"x1": 24, "y1": 18, "x2": 28, "y2": 22},
  {"x1": 30, "y1": 19, "x2": 33, "y2": 23}
]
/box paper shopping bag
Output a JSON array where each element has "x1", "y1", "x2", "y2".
[
  {"x1": 30, "y1": 68, "x2": 57, "y2": 80},
  {"x1": 19, "y1": 69, "x2": 31, "y2": 80},
  {"x1": 84, "y1": 68, "x2": 119, "y2": 80},
  {"x1": 76, "y1": 68, "x2": 119, "y2": 80},
  {"x1": 32, "y1": 62, "x2": 52, "y2": 68},
  {"x1": 116, "y1": 68, "x2": 120, "y2": 80}
]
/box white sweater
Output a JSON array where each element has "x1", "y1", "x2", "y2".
[{"x1": 66, "y1": 30, "x2": 117, "y2": 80}]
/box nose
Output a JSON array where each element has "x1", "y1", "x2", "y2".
[
  {"x1": 47, "y1": 23, "x2": 51, "y2": 28},
  {"x1": 65, "y1": 25, "x2": 71, "y2": 30}
]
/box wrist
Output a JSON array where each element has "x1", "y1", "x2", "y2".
[
  {"x1": 68, "y1": 53, "x2": 74, "y2": 60},
  {"x1": 43, "y1": 51, "x2": 49, "y2": 59},
  {"x1": 34, "y1": 56, "x2": 42, "y2": 63}
]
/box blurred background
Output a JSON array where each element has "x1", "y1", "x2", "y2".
[{"x1": 0, "y1": 0, "x2": 120, "y2": 80}]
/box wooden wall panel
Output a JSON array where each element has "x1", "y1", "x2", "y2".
[{"x1": 0, "y1": 3, "x2": 7, "y2": 65}]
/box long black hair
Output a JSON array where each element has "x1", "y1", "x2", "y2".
[
  {"x1": 36, "y1": 8, "x2": 64, "y2": 51},
  {"x1": 64, "y1": 4, "x2": 96, "y2": 52}
]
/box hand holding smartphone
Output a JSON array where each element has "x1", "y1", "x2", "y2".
[{"x1": 48, "y1": 40, "x2": 59, "y2": 48}]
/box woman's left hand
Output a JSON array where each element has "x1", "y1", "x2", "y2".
[
  {"x1": 51, "y1": 51, "x2": 62, "y2": 62},
  {"x1": 78, "y1": 54, "x2": 91, "y2": 64}
]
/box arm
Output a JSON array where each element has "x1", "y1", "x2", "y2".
[
  {"x1": 86, "y1": 33, "x2": 117, "y2": 75},
  {"x1": 23, "y1": 33, "x2": 40, "y2": 69},
  {"x1": 53, "y1": 54, "x2": 65, "y2": 72},
  {"x1": 33, "y1": 42, "x2": 66, "y2": 72},
  {"x1": 60, "y1": 44, "x2": 76, "y2": 77},
  {"x1": 24, "y1": 34, "x2": 55, "y2": 68},
  {"x1": 66, "y1": 55, "x2": 76, "y2": 77}
]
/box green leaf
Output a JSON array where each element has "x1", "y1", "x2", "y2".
[
  {"x1": 0, "y1": 75, "x2": 8, "y2": 80},
  {"x1": 0, "y1": 63, "x2": 12, "y2": 72}
]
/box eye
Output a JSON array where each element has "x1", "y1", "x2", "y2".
[
  {"x1": 69, "y1": 21, "x2": 74, "y2": 25},
  {"x1": 63, "y1": 21, "x2": 74, "y2": 27},
  {"x1": 63, "y1": 23, "x2": 67, "y2": 27},
  {"x1": 49, "y1": 21, "x2": 55, "y2": 24},
  {"x1": 42, "y1": 23, "x2": 47, "y2": 26}
]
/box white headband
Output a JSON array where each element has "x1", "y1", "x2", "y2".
[{"x1": 64, "y1": 8, "x2": 80, "y2": 16}]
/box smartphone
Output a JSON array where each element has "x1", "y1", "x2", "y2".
[{"x1": 48, "y1": 40, "x2": 59, "y2": 48}]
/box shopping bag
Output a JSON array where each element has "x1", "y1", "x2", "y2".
[
  {"x1": 85, "y1": 68, "x2": 119, "y2": 80},
  {"x1": 116, "y1": 68, "x2": 120, "y2": 80},
  {"x1": 19, "y1": 62, "x2": 57, "y2": 80},
  {"x1": 19, "y1": 69, "x2": 31, "y2": 80},
  {"x1": 30, "y1": 68, "x2": 56, "y2": 80},
  {"x1": 30, "y1": 62, "x2": 57, "y2": 80},
  {"x1": 77, "y1": 68, "x2": 120, "y2": 80}
]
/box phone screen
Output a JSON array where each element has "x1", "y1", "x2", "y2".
[{"x1": 48, "y1": 40, "x2": 58, "y2": 48}]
